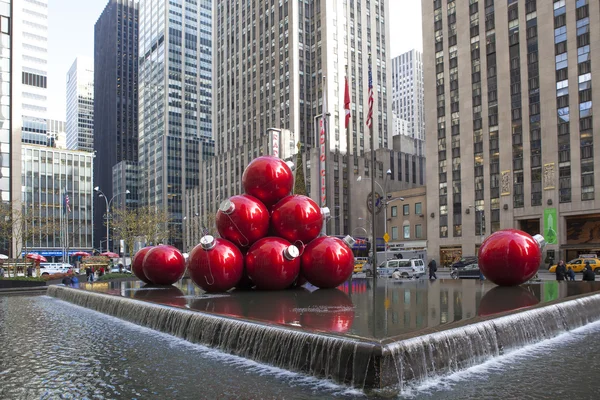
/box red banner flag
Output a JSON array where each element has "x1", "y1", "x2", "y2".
[{"x1": 344, "y1": 75, "x2": 351, "y2": 129}]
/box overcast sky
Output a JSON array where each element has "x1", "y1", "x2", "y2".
[{"x1": 47, "y1": 0, "x2": 423, "y2": 120}]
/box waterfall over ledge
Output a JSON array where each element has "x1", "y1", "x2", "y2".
[{"x1": 48, "y1": 286, "x2": 600, "y2": 392}]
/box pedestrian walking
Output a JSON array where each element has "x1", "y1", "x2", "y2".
[
  {"x1": 583, "y1": 262, "x2": 596, "y2": 282},
  {"x1": 0, "y1": 266, "x2": 5, "y2": 278},
  {"x1": 71, "y1": 275, "x2": 79, "y2": 287},
  {"x1": 428, "y1": 259, "x2": 437, "y2": 280},
  {"x1": 27, "y1": 265, "x2": 33, "y2": 277},
  {"x1": 567, "y1": 266, "x2": 575, "y2": 281},
  {"x1": 555, "y1": 260, "x2": 567, "y2": 281}
]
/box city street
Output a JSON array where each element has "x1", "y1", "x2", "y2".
[{"x1": 352, "y1": 269, "x2": 570, "y2": 281}]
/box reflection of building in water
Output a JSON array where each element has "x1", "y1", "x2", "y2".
[{"x1": 427, "y1": 280, "x2": 485, "y2": 326}]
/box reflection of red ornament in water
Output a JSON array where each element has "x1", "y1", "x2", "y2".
[
  {"x1": 190, "y1": 295, "x2": 244, "y2": 317},
  {"x1": 188, "y1": 236, "x2": 244, "y2": 293},
  {"x1": 478, "y1": 286, "x2": 539, "y2": 316},
  {"x1": 478, "y1": 229, "x2": 543, "y2": 286},
  {"x1": 246, "y1": 290, "x2": 302, "y2": 324},
  {"x1": 142, "y1": 245, "x2": 186, "y2": 285},
  {"x1": 299, "y1": 289, "x2": 355, "y2": 333},
  {"x1": 245, "y1": 237, "x2": 300, "y2": 290},
  {"x1": 132, "y1": 246, "x2": 153, "y2": 284},
  {"x1": 301, "y1": 236, "x2": 354, "y2": 289},
  {"x1": 216, "y1": 194, "x2": 270, "y2": 248},
  {"x1": 242, "y1": 156, "x2": 293, "y2": 207},
  {"x1": 270, "y1": 195, "x2": 323, "y2": 244},
  {"x1": 133, "y1": 285, "x2": 187, "y2": 308}
]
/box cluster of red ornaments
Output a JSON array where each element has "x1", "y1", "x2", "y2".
[
  {"x1": 131, "y1": 245, "x2": 186, "y2": 285},
  {"x1": 186, "y1": 155, "x2": 356, "y2": 292}
]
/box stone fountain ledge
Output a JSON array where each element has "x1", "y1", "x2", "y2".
[{"x1": 47, "y1": 285, "x2": 600, "y2": 392}]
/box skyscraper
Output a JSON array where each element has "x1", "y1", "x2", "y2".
[
  {"x1": 0, "y1": 0, "x2": 15, "y2": 255},
  {"x1": 17, "y1": 0, "x2": 48, "y2": 146},
  {"x1": 138, "y1": 0, "x2": 213, "y2": 249},
  {"x1": 66, "y1": 57, "x2": 94, "y2": 152},
  {"x1": 423, "y1": 0, "x2": 600, "y2": 266},
  {"x1": 197, "y1": 0, "x2": 393, "y2": 238},
  {"x1": 391, "y1": 49, "x2": 425, "y2": 156},
  {"x1": 93, "y1": 0, "x2": 139, "y2": 251}
]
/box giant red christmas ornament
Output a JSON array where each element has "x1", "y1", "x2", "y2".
[
  {"x1": 270, "y1": 195, "x2": 323, "y2": 244},
  {"x1": 142, "y1": 245, "x2": 186, "y2": 285},
  {"x1": 132, "y1": 246, "x2": 153, "y2": 284},
  {"x1": 300, "y1": 289, "x2": 355, "y2": 333},
  {"x1": 301, "y1": 236, "x2": 355, "y2": 289},
  {"x1": 245, "y1": 237, "x2": 301, "y2": 290},
  {"x1": 242, "y1": 156, "x2": 294, "y2": 207},
  {"x1": 216, "y1": 194, "x2": 270, "y2": 248},
  {"x1": 478, "y1": 229, "x2": 545, "y2": 286},
  {"x1": 188, "y1": 236, "x2": 244, "y2": 292}
]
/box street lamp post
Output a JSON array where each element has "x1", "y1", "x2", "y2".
[
  {"x1": 94, "y1": 187, "x2": 130, "y2": 253},
  {"x1": 357, "y1": 174, "x2": 404, "y2": 271}
]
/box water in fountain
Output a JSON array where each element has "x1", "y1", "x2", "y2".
[{"x1": 47, "y1": 285, "x2": 377, "y2": 387}]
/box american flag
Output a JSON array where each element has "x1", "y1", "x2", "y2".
[
  {"x1": 63, "y1": 193, "x2": 71, "y2": 214},
  {"x1": 366, "y1": 56, "x2": 374, "y2": 129}
]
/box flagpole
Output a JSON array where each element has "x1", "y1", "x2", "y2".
[
  {"x1": 367, "y1": 53, "x2": 378, "y2": 287},
  {"x1": 345, "y1": 66, "x2": 351, "y2": 237},
  {"x1": 319, "y1": 75, "x2": 327, "y2": 235}
]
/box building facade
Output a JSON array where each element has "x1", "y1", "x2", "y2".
[
  {"x1": 391, "y1": 49, "x2": 425, "y2": 156},
  {"x1": 17, "y1": 0, "x2": 48, "y2": 146},
  {"x1": 423, "y1": 0, "x2": 600, "y2": 267},
  {"x1": 189, "y1": 0, "x2": 393, "y2": 248},
  {"x1": 47, "y1": 119, "x2": 66, "y2": 149},
  {"x1": 138, "y1": 0, "x2": 213, "y2": 249},
  {"x1": 66, "y1": 57, "x2": 94, "y2": 152},
  {"x1": 93, "y1": 0, "x2": 139, "y2": 251},
  {"x1": 0, "y1": 0, "x2": 16, "y2": 256},
  {"x1": 21, "y1": 144, "x2": 94, "y2": 260},
  {"x1": 386, "y1": 186, "x2": 427, "y2": 251}
]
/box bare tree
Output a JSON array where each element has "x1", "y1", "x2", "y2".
[
  {"x1": 111, "y1": 207, "x2": 139, "y2": 257},
  {"x1": 110, "y1": 206, "x2": 172, "y2": 252},
  {"x1": 0, "y1": 201, "x2": 49, "y2": 258}
]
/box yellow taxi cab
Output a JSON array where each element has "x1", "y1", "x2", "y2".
[
  {"x1": 549, "y1": 258, "x2": 600, "y2": 273},
  {"x1": 354, "y1": 257, "x2": 368, "y2": 274}
]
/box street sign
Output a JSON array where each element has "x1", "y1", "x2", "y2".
[{"x1": 383, "y1": 232, "x2": 390, "y2": 243}]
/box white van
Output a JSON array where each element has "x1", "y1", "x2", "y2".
[
  {"x1": 367, "y1": 259, "x2": 426, "y2": 279},
  {"x1": 39, "y1": 263, "x2": 72, "y2": 276}
]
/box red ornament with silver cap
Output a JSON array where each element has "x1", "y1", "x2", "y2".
[
  {"x1": 142, "y1": 245, "x2": 186, "y2": 285},
  {"x1": 132, "y1": 246, "x2": 153, "y2": 284},
  {"x1": 270, "y1": 195, "x2": 325, "y2": 244},
  {"x1": 301, "y1": 235, "x2": 355, "y2": 289},
  {"x1": 241, "y1": 156, "x2": 294, "y2": 208},
  {"x1": 478, "y1": 229, "x2": 546, "y2": 286},
  {"x1": 188, "y1": 235, "x2": 244, "y2": 293},
  {"x1": 245, "y1": 237, "x2": 301, "y2": 290},
  {"x1": 216, "y1": 194, "x2": 270, "y2": 248}
]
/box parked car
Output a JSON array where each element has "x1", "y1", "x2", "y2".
[
  {"x1": 39, "y1": 263, "x2": 72, "y2": 276},
  {"x1": 109, "y1": 267, "x2": 132, "y2": 274},
  {"x1": 451, "y1": 256, "x2": 478, "y2": 270},
  {"x1": 450, "y1": 263, "x2": 482, "y2": 279},
  {"x1": 548, "y1": 258, "x2": 600, "y2": 274},
  {"x1": 364, "y1": 259, "x2": 426, "y2": 279}
]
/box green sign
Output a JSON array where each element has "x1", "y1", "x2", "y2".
[
  {"x1": 543, "y1": 281, "x2": 559, "y2": 302},
  {"x1": 544, "y1": 208, "x2": 558, "y2": 245}
]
